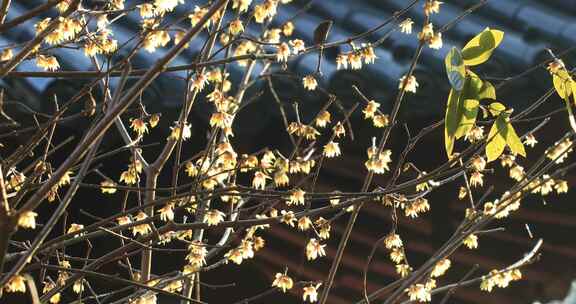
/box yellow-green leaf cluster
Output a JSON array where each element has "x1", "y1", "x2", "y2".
[
  {"x1": 444, "y1": 74, "x2": 497, "y2": 156},
  {"x1": 444, "y1": 29, "x2": 503, "y2": 157},
  {"x1": 485, "y1": 106, "x2": 525, "y2": 162},
  {"x1": 445, "y1": 47, "x2": 465, "y2": 91},
  {"x1": 461, "y1": 28, "x2": 504, "y2": 66}
]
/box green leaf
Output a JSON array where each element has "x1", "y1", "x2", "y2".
[
  {"x1": 462, "y1": 73, "x2": 483, "y2": 98},
  {"x1": 462, "y1": 28, "x2": 504, "y2": 66},
  {"x1": 444, "y1": 73, "x2": 497, "y2": 158},
  {"x1": 553, "y1": 69, "x2": 573, "y2": 100},
  {"x1": 444, "y1": 88, "x2": 461, "y2": 156},
  {"x1": 478, "y1": 80, "x2": 496, "y2": 101},
  {"x1": 445, "y1": 47, "x2": 466, "y2": 91},
  {"x1": 454, "y1": 99, "x2": 479, "y2": 138},
  {"x1": 486, "y1": 116, "x2": 508, "y2": 162},
  {"x1": 572, "y1": 80, "x2": 576, "y2": 106},
  {"x1": 488, "y1": 102, "x2": 506, "y2": 117},
  {"x1": 445, "y1": 127, "x2": 455, "y2": 159},
  {"x1": 505, "y1": 122, "x2": 526, "y2": 157},
  {"x1": 461, "y1": 72, "x2": 495, "y2": 100}
]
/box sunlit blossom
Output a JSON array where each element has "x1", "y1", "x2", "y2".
[
  {"x1": 305, "y1": 238, "x2": 326, "y2": 260},
  {"x1": 303, "y1": 283, "x2": 321, "y2": 302},
  {"x1": 272, "y1": 272, "x2": 293, "y2": 292},
  {"x1": 18, "y1": 211, "x2": 38, "y2": 229},
  {"x1": 399, "y1": 18, "x2": 414, "y2": 34}
]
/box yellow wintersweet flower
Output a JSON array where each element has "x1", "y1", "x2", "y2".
[
  {"x1": 315, "y1": 111, "x2": 331, "y2": 128},
  {"x1": 276, "y1": 43, "x2": 290, "y2": 62},
  {"x1": 405, "y1": 283, "x2": 431, "y2": 302},
  {"x1": 272, "y1": 272, "x2": 293, "y2": 292},
  {"x1": 229, "y1": 19, "x2": 244, "y2": 35},
  {"x1": 100, "y1": 180, "x2": 117, "y2": 194},
  {"x1": 18, "y1": 211, "x2": 38, "y2": 229},
  {"x1": 463, "y1": 234, "x2": 478, "y2": 249},
  {"x1": 302, "y1": 75, "x2": 318, "y2": 91},
  {"x1": 5, "y1": 275, "x2": 26, "y2": 293},
  {"x1": 130, "y1": 118, "x2": 148, "y2": 136},
  {"x1": 287, "y1": 188, "x2": 306, "y2": 206},
  {"x1": 399, "y1": 75, "x2": 419, "y2": 93},
  {"x1": 303, "y1": 283, "x2": 321, "y2": 303},
  {"x1": 204, "y1": 209, "x2": 225, "y2": 226},
  {"x1": 37, "y1": 55, "x2": 60, "y2": 71},
  {"x1": 305, "y1": 238, "x2": 326, "y2": 261},
  {"x1": 399, "y1": 18, "x2": 414, "y2": 34},
  {"x1": 323, "y1": 141, "x2": 341, "y2": 158}
]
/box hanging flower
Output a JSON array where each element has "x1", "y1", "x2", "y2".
[
  {"x1": 303, "y1": 75, "x2": 318, "y2": 91},
  {"x1": 333, "y1": 122, "x2": 346, "y2": 138},
  {"x1": 469, "y1": 171, "x2": 484, "y2": 187},
  {"x1": 428, "y1": 32, "x2": 443, "y2": 49},
  {"x1": 149, "y1": 114, "x2": 161, "y2": 128},
  {"x1": 524, "y1": 133, "x2": 538, "y2": 147},
  {"x1": 363, "y1": 100, "x2": 380, "y2": 119},
  {"x1": 396, "y1": 264, "x2": 412, "y2": 277},
  {"x1": 289, "y1": 39, "x2": 305, "y2": 54},
  {"x1": 272, "y1": 272, "x2": 293, "y2": 292},
  {"x1": 303, "y1": 283, "x2": 321, "y2": 302},
  {"x1": 405, "y1": 284, "x2": 431, "y2": 302},
  {"x1": 67, "y1": 223, "x2": 84, "y2": 236},
  {"x1": 399, "y1": 75, "x2": 419, "y2": 93},
  {"x1": 384, "y1": 233, "x2": 403, "y2": 249},
  {"x1": 305, "y1": 238, "x2": 326, "y2": 260},
  {"x1": 399, "y1": 18, "x2": 414, "y2": 34},
  {"x1": 424, "y1": 0, "x2": 443, "y2": 16},
  {"x1": 252, "y1": 171, "x2": 269, "y2": 190},
  {"x1": 158, "y1": 203, "x2": 175, "y2": 222},
  {"x1": 509, "y1": 165, "x2": 524, "y2": 181},
  {"x1": 287, "y1": 188, "x2": 306, "y2": 206},
  {"x1": 130, "y1": 118, "x2": 148, "y2": 136},
  {"x1": 5, "y1": 275, "x2": 26, "y2": 293},
  {"x1": 555, "y1": 180, "x2": 569, "y2": 194},
  {"x1": 100, "y1": 180, "x2": 117, "y2": 194},
  {"x1": 73, "y1": 279, "x2": 84, "y2": 294},
  {"x1": 18, "y1": 211, "x2": 38, "y2": 229},
  {"x1": 431, "y1": 259, "x2": 451, "y2": 278},
  {"x1": 298, "y1": 216, "x2": 312, "y2": 231},
  {"x1": 154, "y1": 0, "x2": 182, "y2": 13},
  {"x1": 37, "y1": 55, "x2": 60, "y2": 71},
  {"x1": 168, "y1": 122, "x2": 192, "y2": 141},
  {"x1": 390, "y1": 248, "x2": 404, "y2": 264},
  {"x1": 186, "y1": 241, "x2": 208, "y2": 268},
  {"x1": 282, "y1": 21, "x2": 294, "y2": 36},
  {"x1": 43, "y1": 281, "x2": 61, "y2": 304},
  {"x1": 463, "y1": 234, "x2": 478, "y2": 249},
  {"x1": 229, "y1": 19, "x2": 244, "y2": 35},
  {"x1": 1, "y1": 48, "x2": 13, "y2": 61},
  {"x1": 232, "y1": 0, "x2": 252, "y2": 13},
  {"x1": 315, "y1": 111, "x2": 331, "y2": 128},
  {"x1": 203, "y1": 209, "x2": 225, "y2": 226},
  {"x1": 132, "y1": 212, "x2": 151, "y2": 236},
  {"x1": 323, "y1": 141, "x2": 341, "y2": 158},
  {"x1": 280, "y1": 210, "x2": 296, "y2": 227},
  {"x1": 276, "y1": 43, "x2": 290, "y2": 62}
]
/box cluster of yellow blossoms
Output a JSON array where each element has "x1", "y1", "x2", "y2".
[
  {"x1": 480, "y1": 269, "x2": 522, "y2": 293},
  {"x1": 335, "y1": 44, "x2": 377, "y2": 70},
  {"x1": 119, "y1": 158, "x2": 143, "y2": 185}
]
